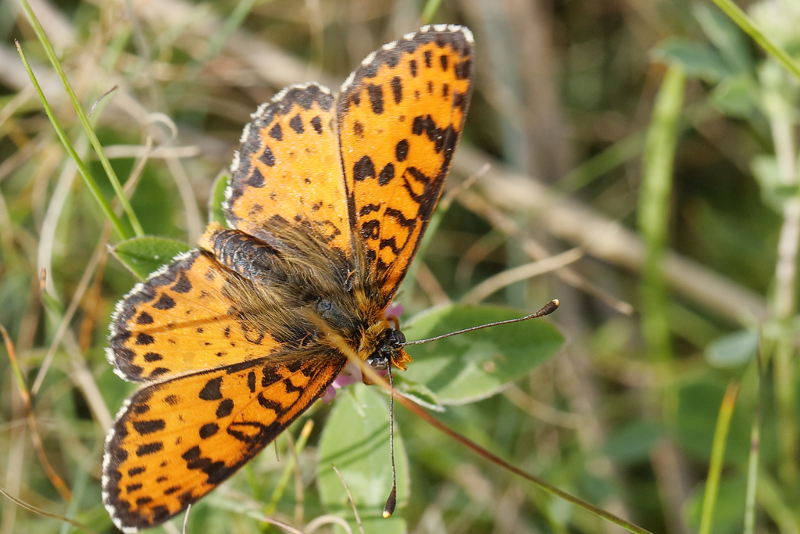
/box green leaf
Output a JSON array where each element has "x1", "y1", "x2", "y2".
[
  {"x1": 708, "y1": 74, "x2": 758, "y2": 117},
  {"x1": 694, "y1": 3, "x2": 754, "y2": 75},
  {"x1": 401, "y1": 304, "x2": 563, "y2": 404},
  {"x1": 393, "y1": 378, "x2": 444, "y2": 411},
  {"x1": 652, "y1": 38, "x2": 730, "y2": 82},
  {"x1": 704, "y1": 329, "x2": 758, "y2": 368},
  {"x1": 317, "y1": 385, "x2": 409, "y2": 526},
  {"x1": 111, "y1": 236, "x2": 192, "y2": 279},
  {"x1": 208, "y1": 170, "x2": 231, "y2": 226}
]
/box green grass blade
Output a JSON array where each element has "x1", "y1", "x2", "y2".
[
  {"x1": 420, "y1": 0, "x2": 444, "y2": 24},
  {"x1": 559, "y1": 134, "x2": 643, "y2": 193},
  {"x1": 18, "y1": 0, "x2": 144, "y2": 237},
  {"x1": 699, "y1": 381, "x2": 740, "y2": 534},
  {"x1": 264, "y1": 420, "x2": 313, "y2": 517},
  {"x1": 710, "y1": 0, "x2": 800, "y2": 81},
  {"x1": 14, "y1": 41, "x2": 130, "y2": 240},
  {"x1": 638, "y1": 65, "x2": 686, "y2": 361},
  {"x1": 744, "y1": 384, "x2": 761, "y2": 533}
]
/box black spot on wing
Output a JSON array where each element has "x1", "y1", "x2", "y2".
[
  {"x1": 136, "y1": 442, "x2": 162, "y2": 456},
  {"x1": 149, "y1": 367, "x2": 169, "y2": 379},
  {"x1": 269, "y1": 123, "x2": 283, "y2": 141},
  {"x1": 199, "y1": 377, "x2": 222, "y2": 400},
  {"x1": 310, "y1": 116, "x2": 323, "y2": 134},
  {"x1": 216, "y1": 398, "x2": 234, "y2": 418},
  {"x1": 353, "y1": 155, "x2": 376, "y2": 181},
  {"x1": 259, "y1": 147, "x2": 275, "y2": 168},
  {"x1": 180, "y1": 445, "x2": 230, "y2": 485},
  {"x1": 136, "y1": 333, "x2": 155, "y2": 345},
  {"x1": 199, "y1": 422, "x2": 219, "y2": 439},
  {"x1": 367, "y1": 84, "x2": 384, "y2": 114},
  {"x1": 379, "y1": 163, "x2": 395, "y2": 185},
  {"x1": 359, "y1": 203, "x2": 380, "y2": 216},
  {"x1": 171, "y1": 273, "x2": 192, "y2": 293},
  {"x1": 247, "y1": 371, "x2": 256, "y2": 392},
  {"x1": 289, "y1": 114, "x2": 304, "y2": 134},
  {"x1": 133, "y1": 419, "x2": 165, "y2": 435},
  {"x1": 361, "y1": 220, "x2": 380, "y2": 240},
  {"x1": 153, "y1": 293, "x2": 175, "y2": 310},
  {"x1": 454, "y1": 59, "x2": 471, "y2": 80},
  {"x1": 390, "y1": 76, "x2": 402, "y2": 104},
  {"x1": 136, "y1": 312, "x2": 153, "y2": 324},
  {"x1": 453, "y1": 91, "x2": 468, "y2": 111},
  {"x1": 395, "y1": 139, "x2": 409, "y2": 162}
]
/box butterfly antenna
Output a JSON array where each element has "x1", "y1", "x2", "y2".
[
  {"x1": 382, "y1": 364, "x2": 398, "y2": 518},
  {"x1": 402, "y1": 299, "x2": 560, "y2": 347}
]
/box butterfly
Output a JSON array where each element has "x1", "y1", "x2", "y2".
[{"x1": 102, "y1": 25, "x2": 473, "y2": 532}]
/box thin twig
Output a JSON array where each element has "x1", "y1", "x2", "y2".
[
  {"x1": 461, "y1": 247, "x2": 584, "y2": 305},
  {"x1": 0, "y1": 326, "x2": 72, "y2": 501}
]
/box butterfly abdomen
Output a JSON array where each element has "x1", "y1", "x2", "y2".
[{"x1": 200, "y1": 223, "x2": 286, "y2": 284}]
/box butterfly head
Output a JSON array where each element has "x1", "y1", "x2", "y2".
[{"x1": 367, "y1": 327, "x2": 409, "y2": 371}]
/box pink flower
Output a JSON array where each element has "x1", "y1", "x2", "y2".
[
  {"x1": 321, "y1": 361, "x2": 390, "y2": 402},
  {"x1": 385, "y1": 303, "x2": 404, "y2": 320}
]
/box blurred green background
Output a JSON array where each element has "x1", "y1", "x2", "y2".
[{"x1": 2, "y1": 0, "x2": 800, "y2": 532}]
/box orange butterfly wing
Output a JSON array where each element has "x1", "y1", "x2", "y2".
[
  {"x1": 337, "y1": 26, "x2": 473, "y2": 302},
  {"x1": 226, "y1": 84, "x2": 352, "y2": 253},
  {"x1": 108, "y1": 250, "x2": 283, "y2": 382},
  {"x1": 104, "y1": 25, "x2": 475, "y2": 531},
  {"x1": 103, "y1": 355, "x2": 344, "y2": 531}
]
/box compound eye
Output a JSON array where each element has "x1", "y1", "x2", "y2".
[{"x1": 388, "y1": 329, "x2": 405, "y2": 347}]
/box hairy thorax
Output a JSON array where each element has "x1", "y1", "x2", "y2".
[{"x1": 199, "y1": 222, "x2": 411, "y2": 369}]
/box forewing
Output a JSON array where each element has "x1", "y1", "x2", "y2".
[
  {"x1": 337, "y1": 25, "x2": 473, "y2": 302},
  {"x1": 103, "y1": 354, "x2": 345, "y2": 532},
  {"x1": 108, "y1": 250, "x2": 282, "y2": 382},
  {"x1": 226, "y1": 84, "x2": 352, "y2": 253}
]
